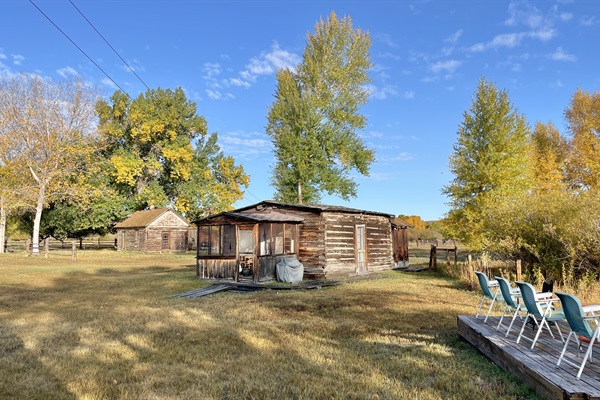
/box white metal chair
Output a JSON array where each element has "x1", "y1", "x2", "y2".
[
  {"x1": 555, "y1": 291, "x2": 600, "y2": 380},
  {"x1": 515, "y1": 281, "x2": 564, "y2": 350}
]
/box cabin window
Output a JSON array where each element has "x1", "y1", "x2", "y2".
[
  {"x1": 239, "y1": 229, "x2": 254, "y2": 254},
  {"x1": 259, "y1": 223, "x2": 298, "y2": 256},
  {"x1": 161, "y1": 232, "x2": 170, "y2": 249},
  {"x1": 284, "y1": 224, "x2": 295, "y2": 253},
  {"x1": 198, "y1": 224, "x2": 236, "y2": 256},
  {"x1": 273, "y1": 224, "x2": 284, "y2": 254},
  {"x1": 259, "y1": 224, "x2": 271, "y2": 255}
]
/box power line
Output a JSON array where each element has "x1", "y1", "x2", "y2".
[
  {"x1": 28, "y1": 0, "x2": 128, "y2": 95},
  {"x1": 68, "y1": 0, "x2": 150, "y2": 91}
]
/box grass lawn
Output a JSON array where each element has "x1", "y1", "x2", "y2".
[{"x1": 0, "y1": 251, "x2": 542, "y2": 399}]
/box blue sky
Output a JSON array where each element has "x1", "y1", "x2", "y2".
[{"x1": 2, "y1": 1, "x2": 599, "y2": 220}]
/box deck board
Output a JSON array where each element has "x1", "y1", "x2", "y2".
[{"x1": 458, "y1": 315, "x2": 600, "y2": 400}]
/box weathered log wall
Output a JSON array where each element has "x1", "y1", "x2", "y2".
[
  {"x1": 199, "y1": 258, "x2": 237, "y2": 280},
  {"x1": 322, "y1": 213, "x2": 393, "y2": 277},
  {"x1": 145, "y1": 229, "x2": 188, "y2": 253}
]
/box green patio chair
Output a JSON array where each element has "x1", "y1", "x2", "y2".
[
  {"x1": 494, "y1": 276, "x2": 522, "y2": 337},
  {"x1": 515, "y1": 281, "x2": 564, "y2": 350},
  {"x1": 555, "y1": 291, "x2": 600, "y2": 380},
  {"x1": 475, "y1": 271, "x2": 501, "y2": 323}
]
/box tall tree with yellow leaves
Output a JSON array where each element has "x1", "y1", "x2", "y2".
[
  {"x1": 97, "y1": 87, "x2": 248, "y2": 218},
  {"x1": 565, "y1": 89, "x2": 600, "y2": 190},
  {"x1": 529, "y1": 121, "x2": 568, "y2": 194}
]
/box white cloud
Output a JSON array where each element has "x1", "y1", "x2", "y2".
[
  {"x1": 119, "y1": 58, "x2": 145, "y2": 73},
  {"x1": 101, "y1": 78, "x2": 118, "y2": 90},
  {"x1": 470, "y1": 29, "x2": 554, "y2": 53},
  {"x1": 245, "y1": 42, "x2": 300, "y2": 78},
  {"x1": 57, "y1": 66, "x2": 78, "y2": 78},
  {"x1": 445, "y1": 29, "x2": 463, "y2": 44},
  {"x1": 430, "y1": 60, "x2": 461, "y2": 74},
  {"x1": 364, "y1": 131, "x2": 384, "y2": 138},
  {"x1": 375, "y1": 33, "x2": 397, "y2": 48},
  {"x1": 581, "y1": 15, "x2": 596, "y2": 26},
  {"x1": 471, "y1": 2, "x2": 557, "y2": 53},
  {"x1": 0, "y1": 53, "x2": 6, "y2": 60},
  {"x1": 218, "y1": 131, "x2": 272, "y2": 159},
  {"x1": 246, "y1": 57, "x2": 274, "y2": 75},
  {"x1": 11, "y1": 54, "x2": 24, "y2": 65},
  {"x1": 505, "y1": 1, "x2": 545, "y2": 29},
  {"x1": 560, "y1": 12, "x2": 573, "y2": 22},
  {"x1": 202, "y1": 62, "x2": 222, "y2": 89},
  {"x1": 212, "y1": 42, "x2": 300, "y2": 92},
  {"x1": 378, "y1": 152, "x2": 414, "y2": 162},
  {"x1": 366, "y1": 84, "x2": 398, "y2": 100},
  {"x1": 226, "y1": 77, "x2": 251, "y2": 88},
  {"x1": 549, "y1": 46, "x2": 577, "y2": 62},
  {"x1": 404, "y1": 91, "x2": 415, "y2": 99},
  {"x1": 206, "y1": 89, "x2": 235, "y2": 101}
]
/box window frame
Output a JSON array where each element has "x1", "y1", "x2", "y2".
[
  {"x1": 197, "y1": 224, "x2": 237, "y2": 257},
  {"x1": 259, "y1": 223, "x2": 298, "y2": 257}
]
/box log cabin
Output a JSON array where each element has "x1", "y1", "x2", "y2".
[
  {"x1": 193, "y1": 200, "x2": 409, "y2": 282},
  {"x1": 114, "y1": 208, "x2": 189, "y2": 253}
]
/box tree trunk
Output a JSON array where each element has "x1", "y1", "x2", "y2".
[
  {"x1": 297, "y1": 180, "x2": 302, "y2": 204},
  {"x1": 0, "y1": 197, "x2": 5, "y2": 254},
  {"x1": 31, "y1": 183, "x2": 46, "y2": 256}
]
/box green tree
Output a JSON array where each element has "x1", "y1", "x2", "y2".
[
  {"x1": 0, "y1": 74, "x2": 99, "y2": 255},
  {"x1": 266, "y1": 11, "x2": 375, "y2": 203},
  {"x1": 442, "y1": 77, "x2": 530, "y2": 249},
  {"x1": 97, "y1": 87, "x2": 248, "y2": 216}
]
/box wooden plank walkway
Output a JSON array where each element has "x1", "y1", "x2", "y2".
[{"x1": 458, "y1": 315, "x2": 600, "y2": 400}]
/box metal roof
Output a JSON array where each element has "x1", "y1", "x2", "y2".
[{"x1": 195, "y1": 209, "x2": 305, "y2": 224}]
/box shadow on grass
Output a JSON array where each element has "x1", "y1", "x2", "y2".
[
  {"x1": 0, "y1": 262, "x2": 543, "y2": 399},
  {"x1": 0, "y1": 321, "x2": 76, "y2": 399}
]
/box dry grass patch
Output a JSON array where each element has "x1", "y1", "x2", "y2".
[{"x1": 0, "y1": 252, "x2": 541, "y2": 399}]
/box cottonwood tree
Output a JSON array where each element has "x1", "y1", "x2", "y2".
[
  {"x1": 97, "y1": 87, "x2": 249, "y2": 216},
  {"x1": 0, "y1": 73, "x2": 98, "y2": 255},
  {"x1": 565, "y1": 89, "x2": 600, "y2": 190},
  {"x1": 529, "y1": 121, "x2": 568, "y2": 194},
  {"x1": 266, "y1": 11, "x2": 375, "y2": 203},
  {"x1": 442, "y1": 77, "x2": 530, "y2": 249}
]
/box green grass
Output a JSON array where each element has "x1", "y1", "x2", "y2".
[{"x1": 0, "y1": 251, "x2": 542, "y2": 399}]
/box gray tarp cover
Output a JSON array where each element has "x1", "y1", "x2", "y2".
[{"x1": 276, "y1": 258, "x2": 304, "y2": 283}]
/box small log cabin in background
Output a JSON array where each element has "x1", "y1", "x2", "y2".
[
  {"x1": 114, "y1": 208, "x2": 189, "y2": 253},
  {"x1": 194, "y1": 201, "x2": 410, "y2": 282}
]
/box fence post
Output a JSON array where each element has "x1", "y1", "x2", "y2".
[
  {"x1": 44, "y1": 238, "x2": 49, "y2": 258},
  {"x1": 454, "y1": 245, "x2": 458, "y2": 265},
  {"x1": 71, "y1": 239, "x2": 77, "y2": 261},
  {"x1": 468, "y1": 254, "x2": 474, "y2": 282},
  {"x1": 429, "y1": 245, "x2": 437, "y2": 271},
  {"x1": 516, "y1": 259, "x2": 522, "y2": 281},
  {"x1": 25, "y1": 239, "x2": 31, "y2": 256}
]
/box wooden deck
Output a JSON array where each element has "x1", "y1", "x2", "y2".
[{"x1": 458, "y1": 315, "x2": 600, "y2": 400}]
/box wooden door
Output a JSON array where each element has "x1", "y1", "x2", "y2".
[{"x1": 355, "y1": 225, "x2": 367, "y2": 274}]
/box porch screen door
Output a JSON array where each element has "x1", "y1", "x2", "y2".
[{"x1": 356, "y1": 225, "x2": 367, "y2": 274}]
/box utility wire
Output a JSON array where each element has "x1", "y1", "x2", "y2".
[
  {"x1": 68, "y1": 0, "x2": 150, "y2": 91},
  {"x1": 28, "y1": 0, "x2": 128, "y2": 95}
]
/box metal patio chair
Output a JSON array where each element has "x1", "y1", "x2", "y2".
[
  {"x1": 555, "y1": 291, "x2": 600, "y2": 380},
  {"x1": 494, "y1": 276, "x2": 523, "y2": 337},
  {"x1": 515, "y1": 281, "x2": 564, "y2": 350}
]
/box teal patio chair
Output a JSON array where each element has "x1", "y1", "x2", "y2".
[
  {"x1": 515, "y1": 281, "x2": 564, "y2": 350},
  {"x1": 555, "y1": 291, "x2": 600, "y2": 380},
  {"x1": 495, "y1": 276, "x2": 522, "y2": 337},
  {"x1": 475, "y1": 271, "x2": 501, "y2": 323}
]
